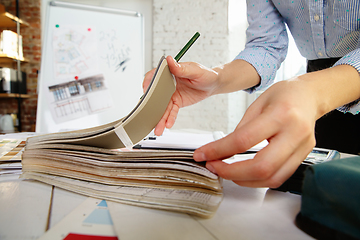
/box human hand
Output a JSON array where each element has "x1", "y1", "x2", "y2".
[
  {"x1": 193, "y1": 79, "x2": 319, "y2": 188},
  {"x1": 143, "y1": 56, "x2": 219, "y2": 136}
]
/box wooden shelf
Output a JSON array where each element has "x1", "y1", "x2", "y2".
[
  {"x1": 0, "y1": 53, "x2": 29, "y2": 64},
  {"x1": 0, "y1": 93, "x2": 31, "y2": 99},
  {"x1": 0, "y1": 4, "x2": 30, "y2": 65},
  {"x1": 0, "y1": 4, "x2": 31, "y2": 132},
  {"x1": 0, "y1": 5, "x2": 30, "y2": 28}
]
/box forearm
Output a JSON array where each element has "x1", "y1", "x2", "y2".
[
  {"x1": 212, "y1": 59, "x2": 261, "y2": 95},
  {"x1": 298, "y1": 64, "x2": 360, "y2": 119}
]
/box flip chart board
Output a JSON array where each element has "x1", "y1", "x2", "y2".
[{"x1": 37, "y1": 1, "x2": 144, "y2": 133}]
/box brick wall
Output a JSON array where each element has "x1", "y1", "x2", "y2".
[
  {"x1": 152, "y1": 0, "x2": 246, "y2": 134},
  {"x1": 0, "y1": 0, "x2": 41, "y2": 132}
]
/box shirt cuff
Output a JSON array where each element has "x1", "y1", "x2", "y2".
[
  {"x1": 235, "y1": 48, "x2": 280, "y2": 93},
  {"x1": 333, "y1": 49, "x2": 360, "y2": 114}
]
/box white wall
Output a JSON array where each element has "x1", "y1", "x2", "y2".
[
  {"x1": 153, "y1": 0, "x2": 230, "y2": 133},
  {"x1": 153, "y1": 0, "x2": 248, "y2": 134},
  {"x1": 227, "y1": 0, "x2": 248, "y2": 132}
]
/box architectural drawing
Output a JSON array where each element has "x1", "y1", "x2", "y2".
[{"x1": 48, "y1": 74, "x2": 113, "y2": 123}]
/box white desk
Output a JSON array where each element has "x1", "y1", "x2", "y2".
[
  {"x1": 0, "y1": 174, "x2": 314, "y2": 240},
  {"x1": 3, "y1": 131, "x2": 350, "y2": 240}
]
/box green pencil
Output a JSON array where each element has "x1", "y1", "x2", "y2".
[
  {"x1": 140, "y1": 32, "x2": 200, "y2": 100},
  {"x1": 174, "y1": 32, "x2": 200, "y2": 62}
]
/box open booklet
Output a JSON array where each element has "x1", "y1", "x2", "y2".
[
  {"x1": 21, "y1": 56, "x2": 223, "y2": 218},
  {"x1": 27, "y1": 56, "x2": 176, "y2": 149}
]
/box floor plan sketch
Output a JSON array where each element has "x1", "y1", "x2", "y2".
[{"x1": 53, "y1": 25, "x2": 99, "y2": 80}]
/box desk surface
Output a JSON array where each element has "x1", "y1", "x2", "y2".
[
  {"x1": 2, "y1": 131, "x2": 351, "y2": 240},
  {"x1": 0, "y1": 174, "x2": 314, "y2": 240}
]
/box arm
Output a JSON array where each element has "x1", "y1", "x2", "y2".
[
  {"x1": 334, "y1": 48, "x2": 360, "y2": 114},
  {"x1": 142, "y1": 1, "x2": 287, "y2": 136},
  {"x1": 194, "y1": 64, "x2": 360, "y2": 188},
  {"x1": 236, "y1": 0, "x2": 289, "y2": 92}
]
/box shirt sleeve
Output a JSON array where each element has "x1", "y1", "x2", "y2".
[
  {"x1": 235, "y1": 0, "x2": 289, "y2": 93},
  {"x1": 334, "y1": 47, "x2": 360, "y2": 114}
]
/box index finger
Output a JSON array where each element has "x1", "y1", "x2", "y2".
[
  {"x1": 193, "y1": 112, "x2": 277, "y2": 162},
  {"x1": 205, "y1": 128, "x2": 313, "y2": 187},
  {"x1": 143, "y1": 68, "x2": 156, "y2": 93}
]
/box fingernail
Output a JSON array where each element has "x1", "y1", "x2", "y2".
[
  {"x1": 193, "y1": 150, "x2": 206, "y2": 161},
  {"x1": 206, "y1": 163, "x2": 217, "y2": 174},
  {"x1": 172, "y1": 57, "x2": 180, "y2": 67}
]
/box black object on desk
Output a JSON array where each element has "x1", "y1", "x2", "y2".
[{"x1": 272, "y1": 148, "x2": 340, "y2": 194}]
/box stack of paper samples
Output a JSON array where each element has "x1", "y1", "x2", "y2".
[
  {"x1": 22, "y1": 145, "x2": 223, "y2": 218},
  {"x1": 0, "y1": 139, "x2": 25, "y2": 176},
  {"x1": 21, "y1": 57, "x2": 223, "y2": 218}
]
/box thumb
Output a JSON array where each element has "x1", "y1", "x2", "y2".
[
  {"x1": 166, "y1": 56, "x2": 183, "y2": 76},
  {"x1": 166, "y1": 55, "x2": 205, "y2": 80}
]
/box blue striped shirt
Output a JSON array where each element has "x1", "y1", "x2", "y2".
[{"x1": 236, "y1": 0, "x2": 360, "y2": 113}]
